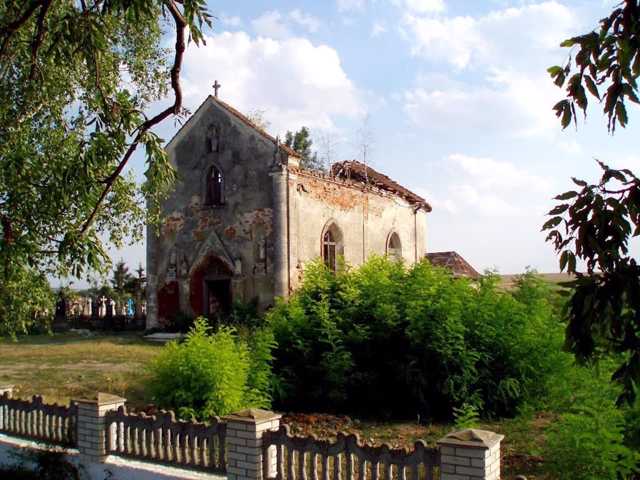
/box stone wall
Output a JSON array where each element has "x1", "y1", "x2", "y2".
[
  {"x1": 288, "y1": 169, "x2": 428, "y2": 290},
  {"x1": 147, "y1": 99, "x2": 285, "y2": 328},
  {"x1": 146, "y1": 97, "x2": 429, "y2": 328}
]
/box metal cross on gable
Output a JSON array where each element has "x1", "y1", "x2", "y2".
[{"x1": 213, "y1": 80, "x2": 221, "y2": 98}]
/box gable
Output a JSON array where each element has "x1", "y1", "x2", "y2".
[{"x1": 165, "y1": 95, "x2": 300, "y2": 158}]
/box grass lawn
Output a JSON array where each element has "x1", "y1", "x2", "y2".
[
  {"x1": 0, "y1": 332, "x2": 162, "y2": 406},
  {"x1": 0, "y1": 332, "x2": 549, "y2": 479}
]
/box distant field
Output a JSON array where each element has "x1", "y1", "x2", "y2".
[
  {"x1": 0, "y1": 333, "x2": 162, "y2": 406},
  {"x1": 500, "y1": 272, "x2": 576, "y2": 290}
]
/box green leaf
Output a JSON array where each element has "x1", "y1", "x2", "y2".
[
  {"x1": 559, "y1": 250, "x2": 569, "y2": 271},
  {"x1": 584, "y1": 75, "x2": 600, "y2": 100},
  {"x1": 542, "y1": 217, "x2": 563, "y2": 230},
  {"x1": 547, "y1": 65, "x2": 564, "y2": 76},
  {"x1": 572, "y1": 178, "x2": 588, "y2": 187},
  {"x1": 555, "y1": 191, "x2": 579, "y2": 200},
  {"x1": 549, "y1": 204, "x2": 570, "y2": 215},
  {"x1": 615, "y1": 101, "x2": 628, "y2": 127}
]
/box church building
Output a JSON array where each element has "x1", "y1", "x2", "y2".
[{"x1": 146, "y1": 94, "x2": 431, "y2": 328}]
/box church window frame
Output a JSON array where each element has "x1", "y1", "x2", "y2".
[
  {"x1": 386, "y1": 231, "x2": 402, "y2": 261},
  {"x1": 321, "y1": 221, "x2": 344, "y2": 272},
  {"x1": 205, "y1": 164, "x2": 225, "y2": 206}
]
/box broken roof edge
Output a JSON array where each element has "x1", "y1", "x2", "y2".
[
  {"x1": 288, "y1": 165, "x2": 432, "y2": 212},
  {"x1": 165, "y1": 95, "x2": 301, "y2": 158},
  {"x1": 330, "y1": 160, "x2": 432, "y2": 212},
  {"x1": 425, "y1": 251, "x2": 481, "y2": 279}
]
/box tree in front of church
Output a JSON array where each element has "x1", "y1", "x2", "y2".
[
  {"x1": 543, "y1": 0, "x2": 640, "y2": 403},
  {"x1": 285, "y1": 127, "x2": 326, "y2": 172},
  {"x1": 246, "y1": 109, "x2": 271, "y2": 131},
  {"x1": 0, "y1": 1, "x2": 211, "y2": 335}
]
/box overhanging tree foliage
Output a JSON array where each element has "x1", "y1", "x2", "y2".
[
  {"x1": 0, "y1": 0, "x2": 211, "y2": 335},
  {"x1": 544, "y1": 0, "x2": 640, "y2": 403}
]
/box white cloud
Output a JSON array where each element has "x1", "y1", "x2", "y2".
[
  {"x1": 449, "y1": 153, "x2": 551, "y2": 194},
  {"x1": 402, "y1": 0, "x2": 446, "y2": 14},
  {"x1": 337, "y1": 0, "x2": 366, "y2": 12},
  {"x1": 450, "y1": 184, "x2": 520, "y2": 216},
  {"x1": 251, "y1": 11, "x2": 290, "y2": 39},
  {"x1": 290, "y1": 9, "x2": 321, "y2": 33},
  {"x1": 400, "y1": 2, "x2": 582, "y2": 138},
  {"x1": 220, "y1": 14, "x2": 242, "y2": 28},
  {"x1": 403, "y1": 67, "x2": 562, "y2": 137},
  {"x1": 440, "y1": 153, "x2": 554, "y2": 217},
  {"x1": 403, "y1": 1, "x2": 576, "y2": 69},
  {"x1": 251, "y1": 10, "x2": 321, "y2": 39},
  {"x1": 181, "y1": 31, "x2": 362, "y2": 134},
  {"x1": 371, "y1": 21, "x2": 387, "y2": 37},
  {"x1": 413, "y1": 187, "x2": 458, "y2": 213}
]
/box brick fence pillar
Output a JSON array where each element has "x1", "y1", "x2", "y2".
[
  {"x1": 437, "y1": 428, "x2": 504, "y2": 480},
  {"x1": 223, "y1": 408, "x2": 282, "y2": 480},
  {"x1": 74, "y1": 393, "x2": 126, "y2": 463},
  {"x1": 0, "y1": 384, "x2": 13, "y2": 397}
]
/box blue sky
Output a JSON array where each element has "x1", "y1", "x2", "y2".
[{"x1": 89, "y1": 0, "x2": 640, "y2": 286}]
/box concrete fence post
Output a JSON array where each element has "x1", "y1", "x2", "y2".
[
  {"x1": 0, "y1": 385, "x2": 14, "y2": 430},
  {"x1": 74, "y1": 393, "x2": 126, "y2": 463},
  {"x1": 437, "y1": 429, "x2": 504, "y2": 480},
  {"x1": 223, "y1": 408, "x2": 282, "y2": 480}
]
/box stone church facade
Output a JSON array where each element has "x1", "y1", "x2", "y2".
[{"x1": 146, "y1": 96, "x2": 431, "y2": 328}]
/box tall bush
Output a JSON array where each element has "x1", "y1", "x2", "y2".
[
  {"x1": 147, "y1": 318, "x2": 273, "y2": 419},
  {"x1": 543, "y1": 361, "x2": 640, "y2": 479},
  {"x1": 268, "y1": 257, "x2": 565, "y2": 420},
  {"x1": 0, "y1": 264, "x2": 54, "y2": 337}
]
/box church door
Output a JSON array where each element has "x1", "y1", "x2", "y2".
[
  {"x1": 189, "y1": 255, "x2": 233, "y2": 318},
  {"x1": 205, "y1": 279, "x2": 231, "y2": 319}
]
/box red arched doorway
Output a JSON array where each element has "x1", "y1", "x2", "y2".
[{"x1": 189, "y1": 255, "x2": 233, "y2": 318}]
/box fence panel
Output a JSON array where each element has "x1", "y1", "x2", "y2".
[
  {"x1": 104, "y1": 405, "x2": 226, "y2": 473},
  {"x1": 263, "y1": 425, "x2": 439, "y2": 480},
  {"x1": 0, "y1": 393, "x2": 77, "y2": 447}
]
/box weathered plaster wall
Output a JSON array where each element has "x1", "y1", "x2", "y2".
[
  {"x1": 288, "y1": 170, "x2": 427, "y2": 290},
  {"x1": 147, "y1": 99, "x2": 282, "y2": 327},
  {"x1": 146, "y1": 97, "x2": 429, "y2": 328}
]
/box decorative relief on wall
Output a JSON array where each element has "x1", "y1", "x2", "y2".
[
  {"x1": 166, "y1": 249, "x2": 178, "y2": 282},
  {"x1": 252, "y1": 224, "x2": 268, "y2": 275},
  {"x1": 162, "y1": 211, "x2": 185, "y2": 236},
  {"x1": 179, "y1": 255, "x2": 189, "y2": 278},
  {"x1": 209, "y1": 124, "x2": 221, "y2": 153}
]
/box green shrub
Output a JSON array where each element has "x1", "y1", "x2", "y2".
[
  {"x1": 0, "y1": 264, "x2": 54, "y2": 338},
  {"x1": 453, "y1": 402, "x2": 480, "y2": 430},
  {"x1": 532, "y1": 355, "x2": 640, "y2": 479},
  {"x1": 546, "y1": 402, "x2": 639, "y2": 480},
  {"x1": 268, "y1": 257, "x2": 565, "y2": 420},
  {"x1": 147, "y1": 317, "x2": 273, "y2": 419},
  {"x1": 544, "y1": 364, "x2": 639, "y2": 479}
]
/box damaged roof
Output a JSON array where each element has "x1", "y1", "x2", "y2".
[
  {"x1": 330, "y1": 160, "x2": 432, "y2": 211},
  {"x1": 425, "y1": 251, "x2": 480, "y2": 279}
]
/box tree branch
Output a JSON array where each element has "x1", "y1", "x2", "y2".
[
  {"x1": 78, "y1": 0, "x2": 187, "y2": 237},
  {"x1": 28, "y1": 0, "x2": 53, "y2": 81},
  {"x1": 0, "y1": 1, "x2": 42, "y2": 59}
]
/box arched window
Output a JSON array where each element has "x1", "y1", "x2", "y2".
[
  {"x1": 322, "y1": 222, "x2": 343, "y2": 272},
  {"x1": 387, "y1": 232, "x2": 402, "y2": 261},
  {"x1": 205, "y1": 165, "x2": 224, "y2": 206}
]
